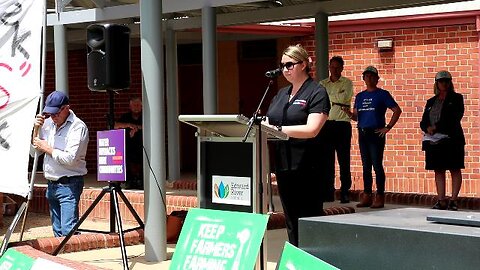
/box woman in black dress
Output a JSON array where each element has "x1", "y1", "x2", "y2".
[
  {"x1": 420, "y1": 70, "x2": 465, "y2": 211},
  {"x1": 265, "y1": 44, "x2": 330, "y2": 246}
]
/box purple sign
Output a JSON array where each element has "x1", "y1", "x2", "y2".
[{"x1": 97, "y1": 129, "x2": 126, "y2": 182}]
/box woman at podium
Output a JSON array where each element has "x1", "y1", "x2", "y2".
[{"x1": 265, "y1": 44, "x2": 330, "y2": 246}]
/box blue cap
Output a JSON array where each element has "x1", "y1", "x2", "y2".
[{"x1": 43, "y1": 91, "x2": 69, "y2": 114}]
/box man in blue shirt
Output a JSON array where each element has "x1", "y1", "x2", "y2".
[{"x1": 342, "y1": 66, "x2": 402, "y2": 208}]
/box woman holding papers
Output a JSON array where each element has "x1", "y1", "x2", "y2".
[
  {"x1": 420, "y1": 70, "x2": 465, "y2": 211},
  {"x1": 265, "y1": 44, "x2": 330, "y2": 246}
]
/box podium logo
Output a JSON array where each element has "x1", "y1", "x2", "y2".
[
  {"x1": 212, "y1": 175, "x2": 251, "y2": 206},
  {"x1": 214, "y1": 181, "x2": 230, "y2": 199}
]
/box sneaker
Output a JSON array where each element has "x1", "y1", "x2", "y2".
[
  {"x1": 448, "y1": 200, "x2": 458, "y2": 211},
  {"x1": 432, "y1": 200, "x2": 447, "y2": 210}
]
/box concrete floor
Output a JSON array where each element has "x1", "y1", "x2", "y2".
[
  {"x1": 23, "y1": 173, "x2": 427, "y2": 269},
  {"x1": 55, "y1": 199, "x2": 411, "y2": 270},
  {"x1": 58, "y1": 229, "x2": 288, "y2": 270}
]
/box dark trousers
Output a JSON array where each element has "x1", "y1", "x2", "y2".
[
  {"x1": 358, "y1": 128, "x2": 386, "y2": 195},
  {"x1": 325, "y1": 121, "x2": 352, "y2": 195},
  {"x1": 276, "y1": 169, "x2": 324, "y2": 247},
  {"x1": 318, "y1": 124, "x2": 335, "y2": 200},
  {"x1": 126, "y1": 160, "x2": 144, "y2": 190}
]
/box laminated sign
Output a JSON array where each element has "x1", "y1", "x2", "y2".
[
  {"x1": 0, "y1": 248, "x2": 34, "y2": 269},
  {"x1": 97, "y1": 129, "x2": 126, "y2": 182},
  {"x1": 277, "y1": 242, "x2": 340, "y2": 270},
  {"x1": 170, "y1": 208, "x2": 269, "y2": 270}
]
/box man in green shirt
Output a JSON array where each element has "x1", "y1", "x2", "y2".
[{"x1": 320, "y1": 56, "x2": 354, "y2": 203}]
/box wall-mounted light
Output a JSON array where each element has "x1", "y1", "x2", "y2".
[{"x1": 377, "y1": 38, "x2": 393, "y2": 51}]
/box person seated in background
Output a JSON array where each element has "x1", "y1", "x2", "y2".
[{"x1": 115, "y1": 97, "x2": 144, "y2": 190}]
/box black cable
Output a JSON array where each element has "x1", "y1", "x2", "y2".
[{"x1": 142, "y1": 145, "x2": 167, "y2": 213}]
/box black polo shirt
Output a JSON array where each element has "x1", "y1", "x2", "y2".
[
  {"x1": 266, "y1": 77, "x2": 330, "y2": 171},
  {"x1": 118, "y1": 112, "x2": 143, "y2": 162}
]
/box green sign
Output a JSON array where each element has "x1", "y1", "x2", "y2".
[
  {"x1": 276, "y1": 242, "x2": 340, "y2": 270},
  {"x1": 170, "y1": 208, "x2": 269, "y2": 270},
  {"x1": 0, "y1": 248, "x2": 34, "y2": 270}
]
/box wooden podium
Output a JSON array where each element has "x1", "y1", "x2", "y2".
[{"x1": 179, "y1": 114, "x2": 287, "y2": 270}]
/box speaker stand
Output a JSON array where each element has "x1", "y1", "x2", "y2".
[{"x1": 52, "y1": 183, "x2": 143, "y2": 268}]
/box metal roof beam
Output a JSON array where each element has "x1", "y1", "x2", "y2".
[
  {"x1": 47, "y1": 3, "x2": 138, "y2": 25},
  {"x1": 169, "y1": 0, "x2": 469, "y2": 30},
  {"x1": 47, "y1": 0, "x2": 469, "y2": 27},
  {"x1": 47, "y1": 0, "x2": 265, "y2": 26},
  {"x1": 164, "y1": 0, "x2": 265, "y2": 11},
  {"x1": 90, "y1": 0, "x2": 106, "y2": 8}
]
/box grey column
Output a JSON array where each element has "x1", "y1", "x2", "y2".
[
  {"x1": 166, "y1": 26, "x2": 180, "y2": 181},
  {"x1": 315, "y1": 12, "x2": 329, "y2": 82},
  {"x1": 202, "y1": 5, "x2": 217, "y2": 114},
  {"x1": 54, "y1": 25, "x2": 68, "y2": 94},
  {"x1": 140, "y1": 0, "x2": 166, "y2": 261}
]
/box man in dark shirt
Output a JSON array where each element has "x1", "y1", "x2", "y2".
[{"x1": 115, "y1": 97, "x2": 143, "y2": 189}]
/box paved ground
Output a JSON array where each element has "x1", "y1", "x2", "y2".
[
  {"x1": 57, "y1": 200, "x2": 410, "y2": 269},
  {"x1": 58, "y1": 229, "x2": 289, "y2": 270},
  {"x1": 0, "y1": 174, "x2": 431, "y2": 269},
  {"x1": 0, "y1": 207, "x2": 288, "y2": 269},
  {"x1": 1, "y1": 200, "x2": 400, "y2": 269}
]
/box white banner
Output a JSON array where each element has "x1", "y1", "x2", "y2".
[{"x1": 0, "y1": 0, "x2": 44, "y2": 196}]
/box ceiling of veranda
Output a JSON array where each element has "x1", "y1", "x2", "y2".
[{"x1": 44, "y1": 0, "x2": 472, "y2": 47}]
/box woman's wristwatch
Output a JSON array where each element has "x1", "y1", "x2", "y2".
[
  {"x1": 276, "y1": 125, "x2": 282, "y2": 132},
  {"x1": 385, "y1": 124, "x2": 393, "y2": 130}
]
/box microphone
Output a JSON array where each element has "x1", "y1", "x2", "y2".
[{"x1": 265, "y1": 68, "x2": 282, "y2": 78}]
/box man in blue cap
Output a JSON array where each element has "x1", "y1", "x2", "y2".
[{"x1": 31, "y1": 91, "x2": 89, "y2": 237}]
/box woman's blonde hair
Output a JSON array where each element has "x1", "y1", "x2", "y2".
[{"x1": 282, "y1": 44, "x2": 311, "y2": 73}]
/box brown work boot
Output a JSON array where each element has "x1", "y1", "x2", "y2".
[
  {"x1": 356, "y1": 193, "x2": 373, "y2": 207},
  {"x1": 370, "y1": 194, "x2": 385, "y2": 208}
]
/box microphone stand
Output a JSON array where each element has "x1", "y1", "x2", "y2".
[
  {"x1": 242, "y1": 78, "x2": 277, "y2": 213},
  {"x1": 242, "y1": 79, "x2": 273, "y2": 143},
  {"x1": 242, "y1": 78, "x2": 277, "y2": 270}
]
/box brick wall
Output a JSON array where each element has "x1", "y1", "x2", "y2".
[
  {"x1": 45, "y1": 23, "x2": 479, "y2": 197},
  {"x1": 298, "y1": 23, "x2": 480, "y2": 197}
]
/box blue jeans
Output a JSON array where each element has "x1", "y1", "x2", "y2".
[
  {"x1": 46, "y1": 176, "x2": 84, "y2": 237},
  {"x1": 358, "y1": 128, "x2": 386, "y2": 195}
]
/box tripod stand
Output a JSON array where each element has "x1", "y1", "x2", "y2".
[{"x1": 52, "y1": 90, "x2": 144, "y2": 270}]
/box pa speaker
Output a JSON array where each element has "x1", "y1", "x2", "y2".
[{"x1": 87, "y1": 24, "x2": 131, "y2": 91}]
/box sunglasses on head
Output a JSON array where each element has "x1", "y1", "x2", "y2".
[
  {"x1": 279, "y1": 61, "x2": 303, "y2": 70},
  {"x1": 436, "y1": 78, "x2": 451, "y2": 83}
]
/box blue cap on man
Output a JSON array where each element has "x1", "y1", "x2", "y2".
[{"x1": 43, "y1": 91, "x2": 69, "y2": 114}]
